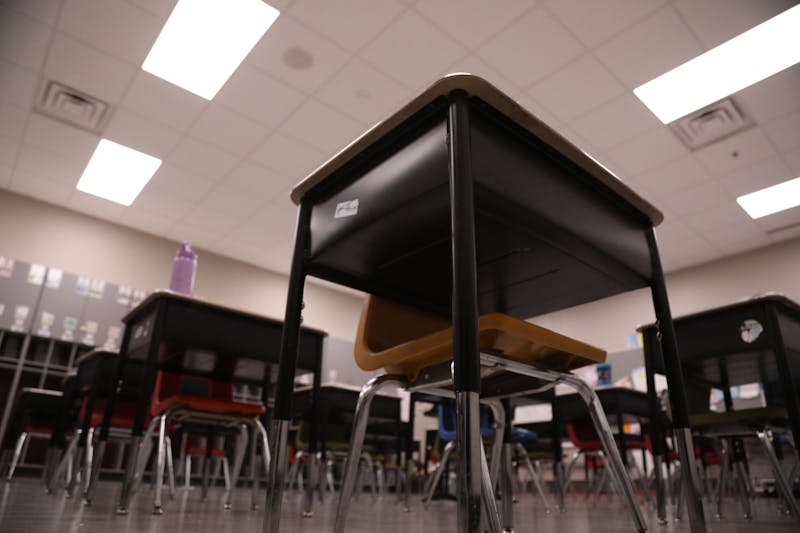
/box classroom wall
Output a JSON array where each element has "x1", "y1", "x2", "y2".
[
  {"x1": 532, "y1": 235, "x2": 800, "y2": 353},
  {"x1": 0, "y1": 190, "x2": 364, "y2": 341}
]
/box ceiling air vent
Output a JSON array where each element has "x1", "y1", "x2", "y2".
[
  {"x1": 670, "y1": 98, "x2": 752, "y2": 151},
  {"x1": 35, "y1": 80, "x2": 110, "y2": 134}
]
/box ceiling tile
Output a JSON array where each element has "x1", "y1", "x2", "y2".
[
  {"x1": 528, "y1": 55, "x2": 625, "y2": 123},
  {"x1": 693, "y1": 128, "x2": 778, "y2": 177},
  {"x1": 784, "y1": 146, "x2": 800, "y2": 175},
  {"x1": 768, "y1": 223, "x2": 800, "y2": 245},
  {"x1": 0, "y1": 6, "x2": 51, "y2": 70},
  {"x1": 360, "y1": 9, "x2": 466, "y2": 90},
  {"x1": 545, "y1": 0, "x2": 666, "y2": 48},
  {"x1": 755, "y1": 204, "x2": 800, "y2": 234},
  {"x1": 736, "y1": 66, "x2": 800, "y2": 124},
  {"x1": 9, "y1": 169, "x2": 74, "y2": 205},
  {"x1": 476, "y1": 8, "x2": 584, "y2": 89},
  {"x1": 221, "y1": 161, "x2": 292, "y2": 200},
  {"x1": 199, "y1": 184, "x2": 266, "y2": 219},
  {"x1": 117, "y1": 207, "x2": 176, "y2": 236},
  {"x1": 250, "y1": 132, "x2": 326, "y2": 180},
  {"x1": 657, "y1": 180, "x2": 733, "y2": 217},
  {"x1": 316, "y1": 58, "x2": 412, "y2": 125},
  {"x1": 148, "y1": 163, "x2": 214, "y2": 202},
  {"x1": 762, "y1": 110, "x2": 800, "y2": 153},
  {"x1": 661, "y1": 242, "x2": 721, "y2": 273},
  {"x1": 68, "y1": 190, "x2": 127, "y2": 222},
  {"x1": 713, "y1": 231, "x2": 771, "y2": 257},
  {"x1": 15, "y1": 144, "x2": 85, "y2": 185},
  {"x1": 190, "y1": 103, "x2": 271, "y2": 157},
  {"x1": 43, "y1": 33, "x2": 136, "y2": 105},
  {"x1": 0, "y1": 103, "x2": 27, "y2": 139},
  {"x1": 415, "y1": 0, "x2": 532, "y2": 49},
  {"x1": 568, "y1": 93, "x2": 661, "y2": 151},
  {"x1": 129, "y1": 182, "x2": 194, "y2": 220},
  {"x1": 250, "y1": 194, "x2": 297, "y2": 236},
  {"x1": 604, "y1": 127, "x2": 688, "y2": 176},
  {"x1": 683, "y1": 202, "x2": 752, "y2": 233},
  {"x1": 166, "y1": 137, "x2": 238, "y2": 180},
  {"x1": 226, "y1": 213, "x2": 280, "y2": 246},
  {"x1": 0, "y1": 60, "x2": 39, "y2": 108},
  {"x1": 247, "y1": 14, "x2": 350, "y2": 94},
  {"x1": 24, "y1": 113, "x2": 98, "y2": 163},
  {"x1": 250, "y1": 244, "x2": 292, "y2": 275},
  {"x1": 124, "y1": 0, "x2": 177, "y2": 19},
  {"x1": 214, "y1": 63, "x2": 306, "y2": 131},
  {"x1": 59, "y1": 0, "x2": 163, "y2": 64},
  {"x1": 289, "y1": 0, "x2": 405, "y2": 52},
  {"x1": 0, "y1": 0, "x2": 61, "y2": 26},
  {"x1": 122, "y1": 72, "x2": 207, "y2": 132},
  {"x1": 703, "y1": 221, "x2": 769, "y2": 252},
  {"x1": 717, "y1": 155, "x2": 794, "y2": 197},
  {"x1": 513, "y1": 93, "x2": 562, "y2": 131},
  {"x1": 280, "y1": 98, "x2": 366, "y2": 155},
  {"x1": 595, "y1": 6, "x2": 702, "y2": 89},
  {"x1": 672, "y1": 0, "x2": 796, "y2": 49},
  {"x1": 206, "y1": 238, "x2": 259, "y2": 264},
  {"x1": 634, "y1": 155, "x2": 712, "y2": 199},
  {"x1": 0, "y1": 135, "x2": 18, "y2": 169},
  {"x1": 104, "y1": 108, "x2": 182, "y2": 158},
  {"x1": 653, "y1": 218, "x2": 694, "y2": 245},
  {"x1": 0, "y1": 166, "x2": 10, "y2": 187}
]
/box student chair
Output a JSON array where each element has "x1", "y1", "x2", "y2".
[
  {"x1": 127, "y1": 370, "x2": 269, "y2": 514},
  {"x1": 333, "y1": 294, "x2": 647, "y2": 533}
]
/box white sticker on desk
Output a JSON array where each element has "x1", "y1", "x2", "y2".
[
  {"x1": 740, "y1": 319, "x2": 763, "y2": 344},
  {"x1": 334, "y1": 199, "x2": 359, "y2": 219}
]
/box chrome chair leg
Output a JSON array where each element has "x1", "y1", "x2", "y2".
[
  {"x1": 83, "y1": 438, "x2": 105, "y2": 505},
  {"x1": 130, "y1": 417, "x2": 159, "y2": 497},
  {"x1": 81, "y1": 427, "x2": 95, "y2": 495},
  {"x1": 48, "y1": 429, "x2": 81, "y2": 493},
  {"x1": 184, "y1": 456, "x2": 192, "y2": 490},
  {"x1": 286, "y1": 450, "x2": 303, "y2": 491},
  {"x1": 6, "y1": 432, "x2": 28, "y2": 481},
  {"x1": 153, "y1": 414, "x2": 168, "y2": 514},
  {"x1": 514, "y1": 443, "x2": 550, "y2": 512},
  {"x1": 484, "y1": 400, "x2": 505, "y2": 490},
  {"x1": 654, "y1": 455, "x2": 668, "y2": 524},
  {"x1": 250, "y1": 427, "x2": 261, "y2": 511},
  {"x1": 223, "y1": 456, "x2": 231, "y2": 492},
  {"x1": 757, "y1": 429, "x2": 800, "y2": 523},
  {"x1": 333, "y1": 375, "x2": 407, "y2": 533},
  {"x1": 715, "y1": 441, "x2": 729, "y2": 519},
  {"x1": 165, "y1": 436, "x2": 176, "y2": 500},
  {"x1": 479, "y1": 438, "x2": 502, "y2": 533},
  {"x1": 225, "y1": 424, "x2": 248, "y2": 510},
  {"x1": 423, "y1": 440, "x2": 455, "y2": 508},
  {"x1": 733, "y1": 460, "x2": 752, "y2": 520},
  {"x1": 303, "y1": 453, "x2": 318, "y2": 517},
  {"x1": 501, "y1": 444, "x2": 515, "y2": 531}
]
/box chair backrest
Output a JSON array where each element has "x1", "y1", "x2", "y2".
[{"x1": 359, "y1": 295, "x2": 450, "y2": 354}]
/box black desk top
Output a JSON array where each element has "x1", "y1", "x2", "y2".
[
  {"x1": 288, "y1": 74, "x2": 664, "y2": 319},
  {"x1": 123, "y1": 290, "x2": 326, "y2": 374}
]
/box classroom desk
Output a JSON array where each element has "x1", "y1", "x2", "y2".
[
  {"x1": 84, "y1": 290, "x2": 326, "y2": 512},
  {"x1": 639, "y1": 295, "x2": 800, "y2": 456},
  {"x1": 292, "y1": 384, "x2": 403, "y2": 455},
  {"x1": 268, "y1": 73, "x2": 705, "y2": 532}
]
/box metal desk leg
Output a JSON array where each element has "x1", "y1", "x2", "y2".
[
  {"x1": 265, "y1": 203, "x2": 311, "y2": 533},
  {"x1": 647, "y1": 228, "x2": 707, "y2": 533},
  {"x1": 448, "y1": 91, "x2": 483, "y2": 533}
]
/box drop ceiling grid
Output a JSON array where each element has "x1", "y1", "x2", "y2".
[{"x1": 0, "y1": 0, "x2": 797, "y2": 279}]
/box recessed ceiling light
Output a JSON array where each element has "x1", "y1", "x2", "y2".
[
  {"x1": 142, "y1": 0, "x2": 280, "y2": 100},
  {"x1": 76, "y1": 139, "x2": 162, "y2": 206},
  {"x1": 634, "y1": 5, "x2": 800, "y2": 123},
  {"x1": 737, "y1": 176, "x2": 800, "y2": 219}
]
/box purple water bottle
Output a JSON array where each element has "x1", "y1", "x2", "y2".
[{"x1": 169, "y1": 241, "x2": 197, "y2": 295}]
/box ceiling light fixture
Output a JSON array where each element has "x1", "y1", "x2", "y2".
[
  {"x1": 737, "y1": 176, "x2": 800, "y2": 219},
  {"x1": 142, "y1": 0, "x2": 280, "y2": 100},
  {"x1": 634, "y1": 5, "x2": 800, "y2": 123},
  {"x1": 76, "y1": 139, "x2": 162, "y2": 206}
]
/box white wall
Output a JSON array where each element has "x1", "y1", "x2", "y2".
[
  {"x1": 532, "y1": 236, "x2": 800, "y2": 352},
  {"x1": 0, "y1": 190, "x2": 364, "y2": 340}
]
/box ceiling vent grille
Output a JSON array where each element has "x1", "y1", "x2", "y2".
[
  {"x1": 670, "y1": 98, "x2": 752, "y2": 150},
  {"x1": 34, "y1": 80, "x2": 110, "y2": 134}
]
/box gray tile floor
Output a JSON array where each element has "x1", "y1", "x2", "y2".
[{"x1": 0, "y1": 477, "x2": 797, "y2": 532}]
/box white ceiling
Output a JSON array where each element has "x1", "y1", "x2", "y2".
[{"x1": 1, "y1": 0, "x2": 799, "y2": 279}]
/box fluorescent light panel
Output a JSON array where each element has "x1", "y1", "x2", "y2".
[
  {"x1": 76, "y1": 139, "x2": 162, "y2": 206},
  {"x1": 737, "y1": 177, "x2": 800, "y2": 219},
  {"x1": 142, "y1": 0, "x2": 280, "y2": 100},
  {"x1": 634, "y1": 5, "x2": 800, "y2": 123}
]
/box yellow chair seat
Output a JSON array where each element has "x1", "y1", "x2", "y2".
[{"x1": 355, "y1": 295, "x2": 605, "y2": 381}]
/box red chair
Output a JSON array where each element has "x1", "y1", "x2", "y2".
[{"x1": 130, "y1": 370, "x2": 269, "y2": 513}]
